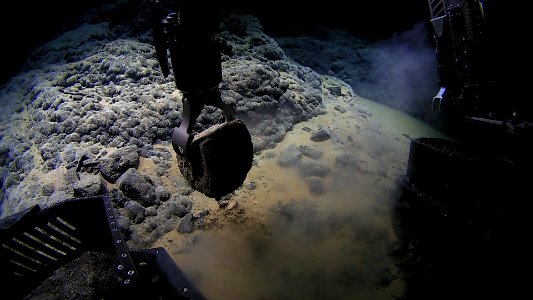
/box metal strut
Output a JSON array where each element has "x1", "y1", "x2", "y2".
[
  {"x1": 171, "y1": 88, "x2": 235, "y2": 159},
  {"x1": 102, "y1": 195, "x2": 138, "y2": 287}
]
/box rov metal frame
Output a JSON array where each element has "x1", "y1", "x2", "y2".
[{"x1": 0, "y1": 195, "x2": 206, "y2": 300}]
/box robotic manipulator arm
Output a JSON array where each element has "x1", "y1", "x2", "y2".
[
  {"x1": 428, "y1": 0, "x2": 532, "y2": 132},
  {"x1": 150, "y1": 0, "x2": 233, "y2": 159}
]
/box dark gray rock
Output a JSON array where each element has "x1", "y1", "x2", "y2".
[
  {"x1": 63, "y1": 168, "x2": 79, "y2": 188},
  {"x1": 298, "y1": 145, "x2": 323, "y2": 159},
  {"x1": 155, "y1": 185, "x2": 170, "y2": 202},
  {"x1": 116, "y1": 214, "x2": 130, "y2": 232},
  {"x1": 144, "y1": 206, "x2": 158, "y2": 217},
  {"x1": 153, "y1": 157, "x2": 171, "y2": 176},
  {"x1": 328, "y1": 86, "x2": 342, "y2": 96},
  {"x1": 0, "y1": 143, "x2": 10, "y2": 166},
  {"x1": 41, "y1": 184, "x2": 56, "y2": 196},
  {"x1": 99, "y1": 145, "x2": 139, "y2": 183},
  {"x1": 177, "y1": 213, "x2": 194, "y2": 234},
  {"x1": 298, "y1": 161, "x2": 331, "y2": 178},
  {"x1": 278, "y1": 144, "x2": 302, "y2": 167},
  {"x1": 124, "y1": 200, "x2": 146, "y2": 224},
  {"x1": 73, "y1": 173, "x2": 106, "y2": 196},
  {"x1": 116, "y1": 168, "x2": 156, "y2": 207},
  {"x1": 108, "y1": 188, "x2": 126, "y2": 207},
  {"x1": 311, "y1": 127, "x2": 332, "y2": 142},
  {"x1": 2, "y1": 172, "x2": 21, "y2": 189},
  {"x1": 40, "y1": 142, "x2": 59, "y2": 162},
  {"x1": 167, "y1": 196, "x2": 192, "y2": 218},
  {"x1": 12, "y1": 149, "x2": 35, "y2": 174},
  {"x1": 245, "y1": 181, "x2": 257, "y2": 190}
]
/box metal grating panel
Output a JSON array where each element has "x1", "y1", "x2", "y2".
[{"x1": 428, "y1": 0, "x2": 448, "y2": 19}]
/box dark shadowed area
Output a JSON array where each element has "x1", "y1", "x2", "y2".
[{"x1": 0, "y1": 0, "x2": 429, "y2": 85}]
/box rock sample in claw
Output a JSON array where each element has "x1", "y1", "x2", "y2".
[{"x1": 177, "y1": 119, "x2": 253, "y2": 199}]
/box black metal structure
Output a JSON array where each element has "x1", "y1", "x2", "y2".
[
  {"x1": 394, "y1": 137, "x2": 526, "y2": 299},
  {"x1": 150, "y1": 0, "x2": 233, "y2": 159},
  {"x1": 0, "y1": 195, "x2": 206, "y2": 299}
]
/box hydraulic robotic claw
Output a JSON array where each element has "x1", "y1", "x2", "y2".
[{"x1": 150, "y1": 0, "x2": 253, "y2": 200}]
